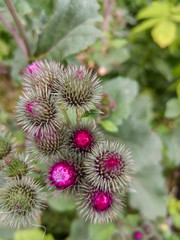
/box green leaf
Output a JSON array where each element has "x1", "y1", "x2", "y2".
[
  {"x1": 151, "y1": 21, "x2": 177, "y2": 48},
  {"x1": 101, "y1": 120, "x2": 118, "y2": 133},
  {"x1": 165, "y1": 98, "x2": 180, "y2": 118},
  {"x1": 103, "y1": 77, "x2": 139, "y2": 126},
  {"x1": 48, "y1": 195, "x2": 76, "y2": 212},
  {"x1": 137, "y1": 2, "x2": 171, "y2": 19},
  {"x1": 89, "y1": 223, "x2": 115, "y2": 240},
  {"x1": 70, "y1": 218, "x2": 89, "y2": 240},
  {"x1": 132, "y1": 18, "x2": 159, "y2": 34},
  {"x1": 34, "y1": 0, "x2": 102, "y2": 59},
  {"x1": 161, "y1": 129, "x2": 180, "y2": 166},
  {"x1": 0, "y1": 224, "x2": 15, "y2": 240},
  {"x1": 15, "y1": 228, "x2": 54, "y2": 240},
  {"x1": 176, "y1": 83, "x2": 180, "y2": 99},
  {"x1": 130, "y1": 164, "x2": 167, "y2": 219},
  {"x1": 109, "y1": 119, "x2": 162, "y2": 171},
  {"x1": 130, "y1": 94, "x2": 153, "y2": 124}
]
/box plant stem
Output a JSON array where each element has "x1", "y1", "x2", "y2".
[
  {"x1": 4, "y1": 0, "x2": 31, "y2": 57},
  {"x1": 76, "y1": 108, "x2": 81, "y2": 122},
  {"x1": 62, "y1": 109, "x2": 71, "y2": 125},
  {"x1": 0, "y1": 12, "x2": 28, "y2": 57}
]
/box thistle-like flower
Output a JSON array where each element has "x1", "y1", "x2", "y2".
[
  {"x1": 27, "y1": 128, "x2": 63, "y2": 163},
  {"x1": 2, "y1": 154, "x2": 33, "y2": 179},
  {"x1": 56, "y1": 65, "x2": 103, "y2": 112},
  {"x1": 85, "y1": 141, "x2": 134, "y2": 192},
  {"x1": 65, "y1": 120, "x2": 104, "y2": 157},
  {"x1": 76, "y1": 184, "x2": 125, "y2": 224},
  {"x1": 46, "y1": 155, "x2": 82, "y2": 196},
  {"x1": 16, "y1": 87, "x2": 62, "y2": 136},
  {"x1": 22, "y1": 60, "x2": 63, "y2": 93},
  {"x1": 0, "y1": 132, "x2": 14, "y2": 161},
  {"x1": 0, "y1": 176, "x2": 46, "y2": 229},
  {"x1": 133, "y1": 230, "x2": 144, "y2": 240}
]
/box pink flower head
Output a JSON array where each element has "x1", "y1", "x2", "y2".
[
  {"x1": 27, "y1": 62, "x2": 40, "y2": 74},
  {"x1": 25, "y1": 101, "x2": 39, "y2": 116},
  {"x1": 133, "y1": 231, "x2": 143, "y2": 240},
  {"x1": 48, "y1": 160, "x2": 77, "y2": 190},
  {"x1": 71, "y1": 129, "x2": 94, "y2": 152},
  {"x1": 91, "y1": 190, "x2": 112, "y2": 212},
  {"x1": 101, "y1": 154, "x2": 125, "y2": 174}
]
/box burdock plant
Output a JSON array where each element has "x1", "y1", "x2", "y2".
[{"x1": 0, "y1": 61, "x2": 135, "y2": 229}]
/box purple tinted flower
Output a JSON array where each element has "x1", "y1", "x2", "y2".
[
  {"x1": 76, "y1": 184, "x2": 125, "y2": 224},
  {"x1": 133, "y1": 231, "x2": 143, "y2": 240},
  {"x1": 27, "y1": 62, "x2": 40, "y2": 74},
  {"x1": 85, "y1": 141, "x2": 134, "y2": 192},
  {"x1": 91, "y1": 191, "x2": 112, "y2": 212},
  {"x1": 48, "y1": 161, "x2": 77, "y2": 189}
]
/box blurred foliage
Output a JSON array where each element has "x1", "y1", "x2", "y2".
[{"x1": 1, "y1": 0, "x2": 180, "y2": 239}]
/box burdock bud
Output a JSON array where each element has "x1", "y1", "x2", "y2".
[
  {"x1": 85, "y1": 141, "x2": 134, "y2": 192},
  {"x1": 0, "y1": 132, "x2": 14, "y2": 161},
  {"x1": 0, "y1": 177, "x2": 46, "y2": 229},
  {"x1": 23, "y1": 60, "x2": 63, "y2": 93},
  {"x1": 76, "y1": 184, "x2": 125, "y2": 224},
  {"x1": 142, "y1": 221, "x2": 154, "y2": 236},
  {"x1": 46, "y1": 155, "x2": 82, "y2": 196},
  {"x1": 56, "y1": 65, "x2": 103, "y2": 112},
  {"x1": 65, "y1": 120, "x2": 104, "y2": 156},
  {"x1": 133, "y1": 229, "x2": 144, "y2": 240},
  {"x1": 27, "y1": 127, "x2": 63, "y2": 163},
  {"x1": 2, "y1": 154, "x2": 33, "y2": 179},
  {"x1": 16, "y1": 88, "x2": 62, "y2": 136}
]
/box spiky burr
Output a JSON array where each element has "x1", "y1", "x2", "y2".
[
  {"x1": 2, "y1": 153, "x2": 33, "y2": 179},
  {"x1": 0, "y1": 176, "x2": 46, "y2": 229},
  {"x1": 45, "y1": 154, "x2": 82, "y2": 197},
  {"x1": 65, "y1": 120, "x2": 104, "y2": 157},
  {"x1": 22, "y1": 60, "x2": 64, "y2": 93},
  {"x1": 27, "y1": 127, "x2": 63, "y2": 163},
  {"x1": 56, "y1": 65, "x2": 103, "y2": 112},
  {"x1": 0, "y1": 132, "x2": 15, "y2": 161},
  {"x1": 85, "y1": 141, "x2": 134, "y2": 192},
  {"x1": 76, "y1": 184, "x2": 125, "y2": 224},
  {"x1": 16, "y1": 87, "x2": 62, "y2": 136}
]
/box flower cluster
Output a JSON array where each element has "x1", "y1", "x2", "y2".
[{"x1": 1, "y1": 60, "x2": 135, "y2": 228}]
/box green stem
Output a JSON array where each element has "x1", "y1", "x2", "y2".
[
  {"x1": 62, "y1": 109, "x2": 71, "y2": 125},
  {"x1": 76, "y1": 108, "x2": 82, "y2": 122}
]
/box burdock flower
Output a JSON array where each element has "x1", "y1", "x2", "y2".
[
  {"x1": 133, "y1": 229, "x2": 144, "y2": 240},
  {"x1": 27, "y1": 127, "x2": 63, "y2": 163},
  {"x1": 16, "y1": 87, "x2": 62, "y2": 136},
  {"x1": 0, "y1": 176, "x2": 46, "y2": 229},
  {"x1": 56, "y1": 65, "x2": 103, "y2": 112},
  {"x1": 2, "y1": 154, "x2": 33, "y2": 179},
  {"x1": 23, "y1": 60, "x2": 63, "y2": 93},
  {"x1": 76, "y1": 184, "x2": 125, "y2": 224},
  {"x1": 65, "y1": 120, "x2": 104, "y2": 156},
  {"x1": 0, "y1": 132, "x2": 15, "y2": 161},
  {"x1": 46, "y1": 155, "x2": 82, "y2": 196},
  {"x1": 85, "y1": 141, "x2": 134, "y2": 192}
]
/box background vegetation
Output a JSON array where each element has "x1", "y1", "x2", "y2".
[{"x1": 0, "y1": 0, "x2": 180, "y2": 239}]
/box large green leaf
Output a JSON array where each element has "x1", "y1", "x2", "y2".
[
  {"x1": 69, "y1": 219, "x2": 89, "y2": 240},
  {"x1": 48, "y1": 195, "x2": 76, "y2": 212},
  {"x1": 137, "y1": 2, "x2": 171, "y2": 19},
  {"x1": 0, "y1": 225, "x2": 15, "y2": 240},
  {"x1": 165, "y1": 98, "x2": 180, "y2": 118},
  {"x1": 88, "y1": 223, "x2": 115, "y2": 240},
  {"x1": 132, "y1": 18, "x2": 159, "y2": 34},
  {"x1": 34, "y1": 0, "x2": 102, "y2": 59},
  {"x1": 110, "y1": 119, "x2": 162, "y2": 170},
  {"x1": 161, "y1": 129, "x2": 180, "y2": 166},
  {"x1": 129, "y1": 164, "x2": 167, "y2": 220},
  {"x1": 15, "y1": 229, "x2": 54, "y2": 240},
  {"x1": 151, "y1": 21, "x2": 177, "y2": 48},
  {"x1": 103, "y1": 77, "x2": 139, "y2": 126}
]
